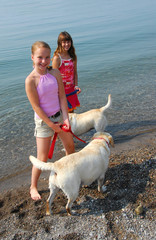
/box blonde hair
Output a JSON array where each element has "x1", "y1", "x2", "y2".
[
  {"x1": 53, "y1": 32, "x2": 76, "y2": 61},
  {"x1": 31, "y1": 41, "x2": 51, "y2": 54}
]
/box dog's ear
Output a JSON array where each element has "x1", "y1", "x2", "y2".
[{"x1": 108, "y1": 135, "x2": 114, "y2": 147}]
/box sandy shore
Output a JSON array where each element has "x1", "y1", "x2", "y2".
[{"x1": 0, "y1": 129, "x2": 156, "y2": 240}]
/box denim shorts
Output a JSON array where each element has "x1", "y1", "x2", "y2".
[{"x1": 34, "y1": 111, "x2": 63, "y2": 138}]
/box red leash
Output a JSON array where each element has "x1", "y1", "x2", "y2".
[
  {"x1": 48, "y1": 132, "x2": 58, "y2": 159},
  {"x1": 48, "y1": 124, "x2": 86, "y2": 159}
]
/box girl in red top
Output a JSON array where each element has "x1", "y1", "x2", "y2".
[{"x1": 52, "y1": 31, "x2": 81, "y2": 112}]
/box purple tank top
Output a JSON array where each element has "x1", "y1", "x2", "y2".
[{"x1": 35, "y1": 72, "x2": 60, "y2": 118}]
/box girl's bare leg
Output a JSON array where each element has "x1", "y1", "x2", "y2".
[
  {"x1": 58, "y1": 131, "x2": 75, "y2": 155},
  {"x1": 30, "y1": 136, "x2": 51, "y2": 200},
  {"x1": 30, "y1": 131, "x2": 74, "y2": 200}
]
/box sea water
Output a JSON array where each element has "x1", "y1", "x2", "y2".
[{"x1": 0, "y1": 0, "x2": 156, "y2": 179}]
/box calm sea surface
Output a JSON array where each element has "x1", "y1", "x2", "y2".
[{"x1": 0, "y1": 0, "x2": 156, "y2": 179}]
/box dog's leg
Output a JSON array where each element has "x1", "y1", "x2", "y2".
[
  {"x1": 95, "y1": 116, "x2": 107, "y2": 132},
  {"x1": 66, "y1": 204, "x2": 72, "y2": 216},
  {"x1": 46, "y1": 185, "x2": 59, "y2": 216},
  {"x1": 46, "y1": 200, "x2": 50, "y2": 216},
  {"x1": 98, "y1": 174, "x2": 107, "y2": 193},
  {"x1": 66, "y1": 197, "x2": 76, "y2": 216},
  {"x1": 66, "y1": 191, "x2": 79, "y2": 216}
]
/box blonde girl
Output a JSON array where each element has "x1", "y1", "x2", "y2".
[{"x1": 25, "y1": 41, "x2": 75, "y2": 200}]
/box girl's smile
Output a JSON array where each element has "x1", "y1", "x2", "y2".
[
  {"x1": 31, "y1": 47, "x2": 51, "y2": 74},
  {"x1": 61, "y1": 40, "x2": 71, "y2": 52}
]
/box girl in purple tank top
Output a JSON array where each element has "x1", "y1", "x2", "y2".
[
  {"x1": 52, "y1": 31, "x2": 81, "y2": 112},
  {"x1": 25, "y1": 41, "x2": 75, "y2": 201}
]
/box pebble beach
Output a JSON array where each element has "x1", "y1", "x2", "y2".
[{"x1": 0, "y1": 128, "x2": 156, "y2": 240}]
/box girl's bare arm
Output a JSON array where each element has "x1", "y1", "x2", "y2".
[
  {"x1": 52, "y1": 69, "x2": 70, "y2": 129},
  {"x1": 52, "y1": 55, "x2": 60, "y2": 69}
]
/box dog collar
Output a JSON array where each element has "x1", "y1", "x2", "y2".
[{"x1": 94, "y1": 137, "x2": 109, "y2": 147}]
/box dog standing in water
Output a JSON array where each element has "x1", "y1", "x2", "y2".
[
  {"x1": 29, "y1": 131, "x2": 114, "y2": 216},
  {"x1": 69, "y1": 94, "x2": 112, "y2": 136}
]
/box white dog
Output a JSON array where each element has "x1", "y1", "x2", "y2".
[
  {"x1": 69, "y1": 94, "x2": 112, "y2": 136},
  {"x1": 29, "y1": 132, "x2": 114, "y2": 216}
]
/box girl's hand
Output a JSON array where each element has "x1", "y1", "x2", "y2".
[
  {"x1": 63, "y1": 119, "x2": 71, "y2": 130},
  {"x1": 52, "y1": 122, "x2": 62, "y2": 133},
  {"x1": 74, "y1": 86, "x2": 81, "y2": 94}
]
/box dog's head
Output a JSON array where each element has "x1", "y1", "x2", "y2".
[{"x1": 92, "y1": 132, "x2": 114, "y2": 147}]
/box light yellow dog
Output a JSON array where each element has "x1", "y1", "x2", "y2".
[
  {"x1": 29, "y1": 131, "x2": 114, "y2": 216},
  {"x1": 69, "y1": 94, "x2": 112, "y2": 135}
]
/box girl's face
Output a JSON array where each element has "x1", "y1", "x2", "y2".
[
  {"x1": 31, "y1": 47, "x2": 51, "y2": 73},
  {"x1": 61, "y1": 40, "x2": 71, "y2": 52}
]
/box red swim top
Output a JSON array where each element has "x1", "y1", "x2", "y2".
[{"x1": 58, "y1": 54, "x2": 74, "y2": 90}]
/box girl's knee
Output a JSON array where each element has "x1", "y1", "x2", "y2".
[
  {"x1": 65, "y1": 139, "x2": 75, "y2": 154},
  {"x1": 59, "y1": 133, "x2": 75, "y2": 153},
  {"x1": 66, "y1": 143, "x2": 75, "y2": 155}
]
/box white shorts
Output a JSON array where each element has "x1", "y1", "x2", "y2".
[{"x1": 34, "y1": 111, "x2": 63, "y2": 138}]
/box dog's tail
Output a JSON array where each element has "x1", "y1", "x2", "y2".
[
  {"x1": 100, "y1": 94, "x2": 112, "y2": 113},
  {"x1": 29, "y1": 155, "x2": 55, "y2": 172}
]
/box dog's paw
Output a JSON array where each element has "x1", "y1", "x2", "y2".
[
  {"x1": 46, "y1": 211, "x2": 51, "y2": 216},
  {"x1": 98, "y1": 185, "x2": 107, "y2": 193},
  {"x1": 82, "y1": 185, "x2": 88, "y2": 188},
  {"x1": 101, "y1": 185, "x2": 107, "y2": 193},
  {"x1": 66, "y1": 208, "x2": 72, "y2": 216}
]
